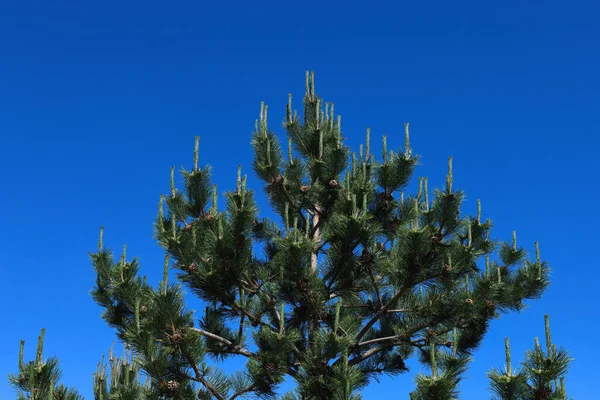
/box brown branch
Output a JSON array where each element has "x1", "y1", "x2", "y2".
[
  {"x1": 366, "y1": 264, "x2": 383, "y2": 308},
  {"x1": 197, "y1": 375, "x2": 226, "y2": 400},
  {"x1": 226, "y1": 304, "x2": 305, "y2": 363},
  {"x1": 355, "y1": 246, "x2": 449, "y2": 342},
  {"x1": 237, "y1": 315, "x2": 245, "y2": 347},
  {"x1": 272, "y1": 304, "x2": 282, "y2": 330},
  {"x1": 349, "y1": 345, "x2": 385, "y2": 366},
  {"x1": 192, "y1": 328, "x2": 253, "y2": 357},
  {"x1": 348, "y1": 332, "x2": 417, "y2": 367},
  {"x1": 310, "y1": 203, "x2": 322, "y2": 273},
  {"x1": 229, "y1": 383, "x2": 257, "y2": 400},
  {"x1": 357, "y1": 334, "x2": 404, "y2": 348},
  {"x1": 182, "y1": 349, "x2": 227, "y2": 400},
  {"x1": 355, "y1": 287, "x2": 409, "y2": 342}
]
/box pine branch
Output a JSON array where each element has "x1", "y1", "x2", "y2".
[
  {"x1": 366, "y1": 264, "x2": 384, "y2": 308},
  {"x1": 192, "y1": 328, "x2": 253, "y2": 357},
  {"x1": 355, "y1": 286, "x2": 409, "y2": 341},
  {"x1": 357, "y1": 334, "x2": 407, "y2": 348},
  {"x1": 183, "y1": 351, "x2": 227, "y2": 400},
  {"x1": 229, "y1": 383, "x2": 257, "y2": 400},
  {"x1": 310, "y1": 203, "x2": 323, "y2": 273}
]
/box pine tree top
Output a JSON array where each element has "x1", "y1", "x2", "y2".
[{"x1": 12, "y1": 72, "x2": 551, "y2": 400}]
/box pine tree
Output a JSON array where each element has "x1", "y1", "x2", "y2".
[
  {"x1": 488, "y1": 315, "x2": 572, "y2": 400},
  {"x1": 11, "y1": 72, "x2": 553, "y2": 399},
  {"x1": 8, "y1": 329, "x2": 83, "y2": 400},
  {"x1": 89, "y1": 72, "x2": 551, "y2": 399}
]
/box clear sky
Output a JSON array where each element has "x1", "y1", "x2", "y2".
[{"x1": 1, "y1": 1, "x2": 598, "y2": 398}]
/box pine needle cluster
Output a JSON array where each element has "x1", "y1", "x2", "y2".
[{"x1": 488, "y1": 315, "x2": 572, "y2": 400}]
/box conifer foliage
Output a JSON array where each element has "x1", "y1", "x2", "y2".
[
  {"x1": 8, "y1": 329, "x2": 83, "y2": 400},
  {"x1": 487, "y1": 315, "x2": 572, "y2": 400},
  {"x1": 11, "y1": 72, "x2": 554, "y2": 399},
  {"x1": 92, "y1": 344, "x2": 147, "y2": 399}
]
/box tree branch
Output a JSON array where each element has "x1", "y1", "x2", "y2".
[
  {"x1": 182, "y1": 348, "x2": 227, "y2": 400},
  {"x1": 355, "y1": 287, "x2": 409, "y2": 342},
  {"x1": 229, "y1": 383, "x2": 257, "y2": 400},
  {"x1": 357, "y1": 334, "x2": 404, "y2": 348},
  {"x1": 192, "y1": 328, "x2": 253, "y2": 358},
  {"x1": 366, "y1": 264, "x2": 383, "y2": 308},
  {"x1": 310, "y1": 203, "x2": 322, "y2": 273},
  {"x1": 349, "y1": 346, "x2": 386, "y2": 366}
]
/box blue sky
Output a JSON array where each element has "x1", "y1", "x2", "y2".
[{"x1": 1, "y1": 0, "x2": 598, "y2": 398}]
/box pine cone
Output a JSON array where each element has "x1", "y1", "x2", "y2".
[
  {"x1": 183, "y1": 224, "x2": 193, "y2": 231},
  {"x1": 465, "y1": 298, "x2": 474, "y2": 305},
  {"x1": 328, "y1": 179, "x2": 338, "y2": 187},
  {"x1": 377, "y1": 192, "x2": 393, "y2": 201},
  {"x1": 161, "y1": 380, "x2": 179, "y2": 395},
  {"x1": 263, "y1": 362, "x2": 278, "y2": 375},
  {"x1": 171, "y1": 329, "x2": 185, "y2": 344},
  {"x1": 202, "y1": 214, "x2": 215, "y2": 223},
  {"x1": 300, "y1": 185, "x2": 310, "y2": 193},
  {"x1": 166, "y1": 380, "x2": 179, "y2": 392},
  {"x1": 140, "y1": 305, "x2": 147, "y2": 313},
  {"x1": 188, "y1": 263, "x2": 197, "y2": 272},
  {"x1": 535, "y1": 387, "x2": 552, "y2": 400},
  {"x1": 272, "y1": 175, "x2": 284, "y2": 185},
  {"x1": 381, "y1": 200, "x2": 390, "y2": 211}
]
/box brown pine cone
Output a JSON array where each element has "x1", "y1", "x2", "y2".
[
  {"x1": 272, "y1": 175, "x2": 284, "y2": 185},
  {"x1": 171, "y1": 329, "x2": 185, "y2": 344},
  {"x1": 328, "y1": 179, "x2": 338, "y2": 187},
  {"x1": 300, "y1": 185, "x2": 310, "y2": 193},
  {"x1": 188, "y1": 263, "x2": 197, "y2": 272},
  {"x1": 465, "y1": 298, "x2": 474, "y2": 305},
  {"x1": 263, "y1": 362, "x2": 278, "y2": 375},
  {"x1": 166, "y1": 380, "x2": 179, "y2": 392}
]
